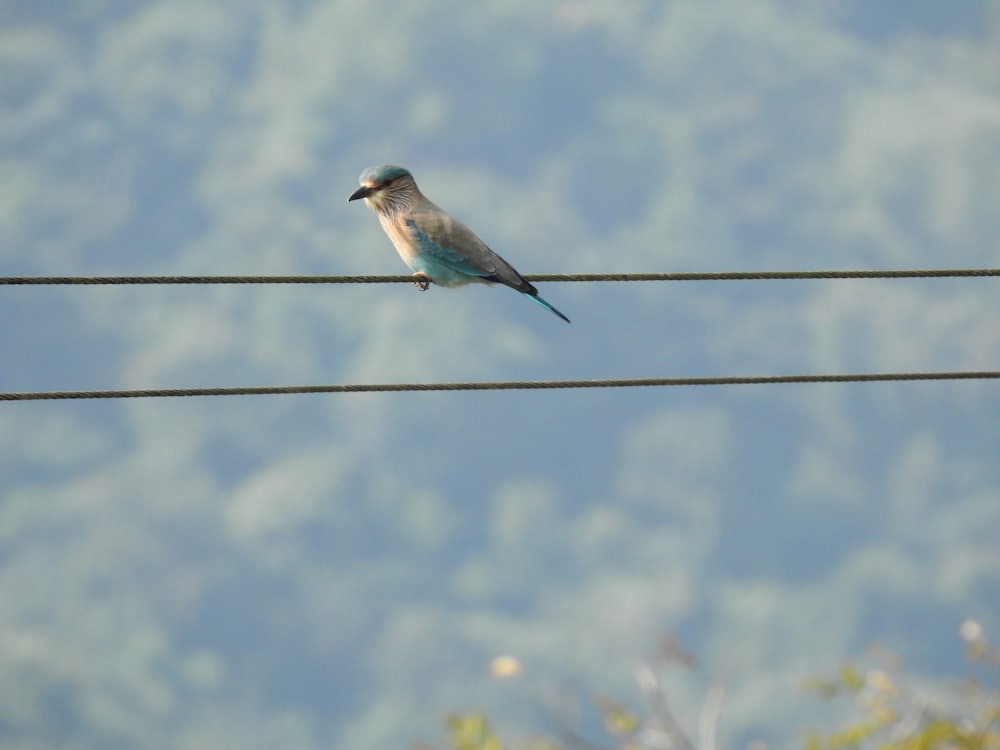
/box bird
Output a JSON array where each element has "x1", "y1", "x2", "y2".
[{"x1": 348, "y1": 164, "x2": 570, "y2": 323}]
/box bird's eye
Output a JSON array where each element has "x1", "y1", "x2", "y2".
[{"x1": 381, "y1": 178, "x2": 395, "y2": 188}]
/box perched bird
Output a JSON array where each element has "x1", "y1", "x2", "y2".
[{"x1": 348, "y1": 164, "x2": 570, "y2": 323}]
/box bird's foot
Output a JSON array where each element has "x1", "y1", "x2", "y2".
[{"x1": 412, "y1": 273, "x2": 431, "y2": 291}]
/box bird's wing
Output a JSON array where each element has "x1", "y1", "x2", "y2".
[{"x1": 405, "y1": 209, "x2": 534, "y2": 292}]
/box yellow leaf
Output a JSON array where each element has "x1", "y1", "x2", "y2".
[
  {"x1": 840, "y1": 665, "x2": 865, "y2": 693},
  {"x1": 594, "y1": 697, "x2": 639, "y2": 737}
]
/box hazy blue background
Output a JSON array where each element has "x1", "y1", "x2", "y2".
[{"x1": 1, "y1": 1, "x2": 998, "y2": 748}]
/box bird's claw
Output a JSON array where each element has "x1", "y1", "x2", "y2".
[{"x1": 412, "y1": 274, "x2": 431, "y2": 291}]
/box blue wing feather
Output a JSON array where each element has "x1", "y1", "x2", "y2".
[
  {"x1": 405, "y1": 218, "x2": 494, "y2": 280},
  {"x1": 404, "y1": 211, "x2": 570, "y2": 322}
]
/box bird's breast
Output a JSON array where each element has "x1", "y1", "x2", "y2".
[{"x1": 379, "y1": 214, "x2": 422, "y2": 267}]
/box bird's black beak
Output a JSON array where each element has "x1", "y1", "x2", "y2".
[{"x1": 348, "y1": 185, "x2": 373, "y2": 202}]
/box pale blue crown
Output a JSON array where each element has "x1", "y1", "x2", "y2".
[{"x1": 359, "y1": 164, "x2": 412, "y2": 185}]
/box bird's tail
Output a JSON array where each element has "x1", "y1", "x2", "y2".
[{"x1": 523, "y1": 292, "x2": 571, "y2": 324}]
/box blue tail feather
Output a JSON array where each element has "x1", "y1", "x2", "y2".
[{"x1": 523, "y1": 292, "x2": 571, "y2": 324}]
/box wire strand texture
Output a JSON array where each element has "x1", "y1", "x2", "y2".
[
  {"x1": 3, "y1": 372, "x2": 998, "y2": 402},
  {"x1": 1, "y1": 269, "x2": 998, "y2": 285}
]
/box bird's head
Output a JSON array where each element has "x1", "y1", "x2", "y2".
[{"x1": 348, "y1": 164, "x2": 418, "y2": 215}]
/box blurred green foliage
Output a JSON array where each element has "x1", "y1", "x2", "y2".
[
  {"x1": 423, "y1": 623, "x2": 998, "y2": 750},
  {"x1": 804, "y1": 625, "x2": 999, "y2": 750}
]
